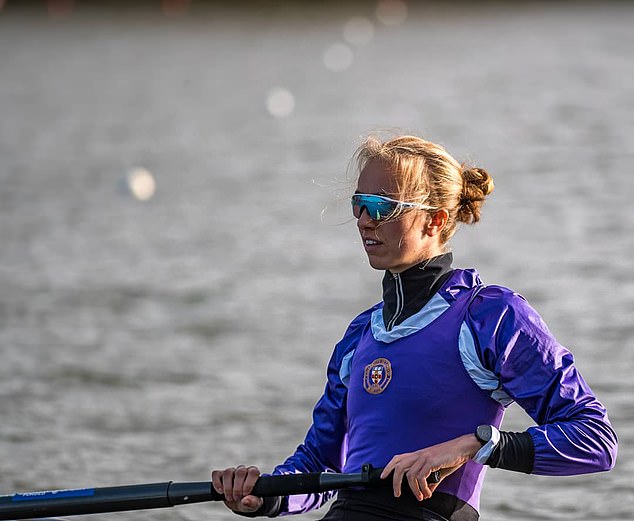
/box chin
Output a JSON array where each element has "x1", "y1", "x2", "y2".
[{"x1": 367, "y1": 257, "x2": 390, "y2": 271}]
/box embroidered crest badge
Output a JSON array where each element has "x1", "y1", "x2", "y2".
[{"x1": 363, "y1": 357, "x2": 392, "y2": 394}]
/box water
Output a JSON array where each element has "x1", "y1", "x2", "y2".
[{"x1": 1, "y1": 2, "x2": 633, "y2": 520}]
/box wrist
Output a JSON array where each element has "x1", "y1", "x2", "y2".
[
  {"x1": 472, "y1": 425, "x2": 500, "y2": 465},
  {"x1": 463, "y1": 433, "x2": 484, "y2": 459}
]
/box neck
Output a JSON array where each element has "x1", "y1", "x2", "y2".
[
  {"x1": 382, "y1": 253, "x2": 454, "y2": 331},
  {"x1": 388, "y1": 247, "x2": 447, "y2": 275}
]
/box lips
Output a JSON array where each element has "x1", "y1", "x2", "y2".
[{"x1": 363, "y1": 235, "x2": 382, "y2": 248}]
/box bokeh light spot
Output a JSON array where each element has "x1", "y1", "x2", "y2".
[
  {"x1": 376, "y1": 0, "x2": 408, "y2": 26},
  {"x1": 266, "y1": 88, "x2": 296, "y2": 118},
  {"x1": 126, "y1": 168, "x2": 156, "y2": 202}
]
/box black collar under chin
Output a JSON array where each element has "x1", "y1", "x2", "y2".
[{"x1": 381, "y1": 252, "x2": 454, "y2": 330}]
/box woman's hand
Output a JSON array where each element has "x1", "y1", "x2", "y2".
[
  {"x1": 380, "y1": 434, "x2": 481, "y2": 501},
  {"x1": 211, "y1": 465, "x2": 264, "y2": 514}
]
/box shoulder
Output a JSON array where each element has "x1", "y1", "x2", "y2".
[
  {"x1": 470, "y1": 284, "x2": 528, "y2": 316},
  {"x1": 469, "y1": 284, "x2": 552, "y2": 339},
  {"x1": 349, "y1": 303, "x2": 381, "y2": 328},
  {"x1": 440, "y1": 269, "x2": 543, "y2": 330},
  {"x1": 467, "y1": 283, "x2": 568, "y2": 379}
]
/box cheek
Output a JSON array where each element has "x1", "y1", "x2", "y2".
[
  {"x1": 402, "y1": 218, "x2": 427, "y2": 245},
  {"x1": 378, "y1": 220, "x2": 422, "y2": 246}
]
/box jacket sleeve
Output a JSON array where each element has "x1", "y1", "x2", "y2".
[
  {"x1": 270, "y1": 307, "x2": 376, "y2": 516},
  {"x1": 469, "y1": 286, "x2": 618, "y2": 476}
]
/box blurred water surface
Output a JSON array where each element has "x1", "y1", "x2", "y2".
[{"x1": 1, "y1": 2, "x2": 633, "y2": 520}]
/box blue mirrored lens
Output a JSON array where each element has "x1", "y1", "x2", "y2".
[{"x1": 351, "y1": 195, "x2": 399, "y2": 220}]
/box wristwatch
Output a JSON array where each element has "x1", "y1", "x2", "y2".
[
  {"x1": 473, "y1": 424, "x2": 500, "y2": 465},
  {"x1": 475, "y1": 424, "x2": 493, "y2": 445}
]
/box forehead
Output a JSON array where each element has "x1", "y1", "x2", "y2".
[{"x1": 356, "y1": 158, "x2": 398, "y2": 194}]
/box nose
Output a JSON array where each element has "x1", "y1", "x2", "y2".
[{"x1": 357, "y1": 205, "x2": 377, "y2": 228}]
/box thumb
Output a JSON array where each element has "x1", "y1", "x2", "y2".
[{"x1": 241, "y1": 495, "x2": 263, "y2": 511}]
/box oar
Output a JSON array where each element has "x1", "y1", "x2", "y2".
[{"x1": 0, "y1": 465, "x2": 440, "y2": 520}]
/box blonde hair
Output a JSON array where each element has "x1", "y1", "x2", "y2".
[{"x1": 353, "y1": 134, "x2": 494, "y2": 244}]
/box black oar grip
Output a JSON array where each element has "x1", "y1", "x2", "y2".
[
  {"x1": 247, "y1": 465, "x2": 440, "y2": 499},
  {"x1": 364, "y1": 465, "x2": 441, "y2": 486},
  {"x1": 220, "y1": 465, "x2": 441, "y2": 499},
  {"x1": 252, "y1": 472, "x2": 322, "y2": 497}
]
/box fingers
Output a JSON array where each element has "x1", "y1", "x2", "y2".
[
  {"x1": 380, "y1": 460, "x2": 394, "y2": 480},
  {"x1": 211, "y1": 469, "x2": 223, "y2": 495},
  {"x1": 406, "y1": 471, "x2": 422, "y2": 500},
  {"x1": 408, "y1": 460, "x2": 435, "y2": 500},
  {"x1": 381, "y1": 456, "x2": 408, "y2": 498},
  {"x1": 380, "y1": 456, "x2": 400, "y2": 497},
  {"x1": 403, "y1": 467, "x2": 438, "y2": 501},
  {"x1": 236, "y1": 465, "x2": 260, "y2": 498},
  {"x1": 222, "y1": 467, "x2": 239, "y2": 502},
  {"x1": 417, "y1": 471, "x2": 434, "y2": 500},
  {"x1": 211, "y1": 465, "x2": 263, "y2": 513},
  {"x1": 380, "y1": 455, "x2": 439, "y2": 501},
  {"x1": 392, "y1": 464, "x2": 406, "y2": 498}
]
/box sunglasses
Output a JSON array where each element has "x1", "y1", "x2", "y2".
[{"x1": 351, "y1": 194, "x2": 436, "y2": 221}]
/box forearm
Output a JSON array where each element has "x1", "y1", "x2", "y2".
[
  {"x1": 485, "y1": 416, "x2": 617, "y2": 476},
  {"x1": 528, "y1": 416, "x2": 617, "y2": 476},
  {"x1": 487, "y1": 430, "x2": 534, "y2": 473}
]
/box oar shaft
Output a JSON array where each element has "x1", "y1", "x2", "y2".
[
  {"x1": 0, "y1": 482, "x2": 177, "y2": 520},
  {"x1": 0, "y1": 466, "x2": 440, "y2": 520}
]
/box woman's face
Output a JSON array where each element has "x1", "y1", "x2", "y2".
[{"x1": 355, "y1": 159, "x2": 442, "y2": 273}]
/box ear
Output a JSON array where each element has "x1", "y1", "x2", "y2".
[{"x1": 424, "y1": 209, "x2": 449, "y2": 237}]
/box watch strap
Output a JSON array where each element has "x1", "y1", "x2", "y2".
[{"x1": 473, "y1": 425, "x2": 500, "y2": 464}]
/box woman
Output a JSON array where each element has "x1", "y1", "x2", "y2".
[{"x1": 212, "y1": 135, "x2": 617, "y2": 520}]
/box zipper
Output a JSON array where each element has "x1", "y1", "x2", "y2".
[{"x1": 386, "y1": 272, "x2": 403, "y2": 331}]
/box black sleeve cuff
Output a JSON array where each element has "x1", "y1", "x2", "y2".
[
  {"x1": 234, "y1": 496, "x2": 282, "y2": 518},
  {"x1": 487, "y1": 430, "x2": 535, "y2": 474}
]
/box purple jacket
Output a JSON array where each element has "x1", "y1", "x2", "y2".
[{"x1": 272, "y1": 269, "x2": 618, "y2": 515}]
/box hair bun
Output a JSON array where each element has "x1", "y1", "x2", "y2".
[{"x1": 457, "y1": 166, "x2": 494, "y2": 224}]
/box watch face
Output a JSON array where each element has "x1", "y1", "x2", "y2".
[{"x1": 476, "y1": 425, "x2": 493, "y2": 445}]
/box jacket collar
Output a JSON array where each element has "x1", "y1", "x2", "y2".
[{"x1": 381, "y1": 252, "x2": 454, "y2": 330}]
